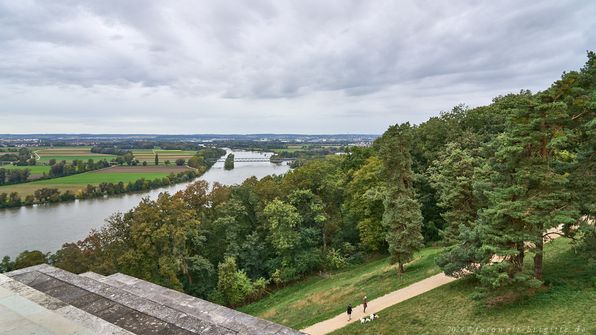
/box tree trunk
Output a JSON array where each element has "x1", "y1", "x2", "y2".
[
  {"x1": 398, "y1": 262, "x2": 405, "y2": 273},
  {"x1": 534, "y1": 238, "x2": 543, "y2": 280},
  {"x1": 513, "y1": 243, "x2": 525, "y2": 273}
]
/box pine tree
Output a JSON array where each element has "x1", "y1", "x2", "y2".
[
  {"x1": 548, "y1": 51, "x2": 595, "y2": 252},
  {"x1": 378, "y1": 123, "x2": 424, "y2": 273},
  {"x1": 428, "y1": 138, "x2": 483, "y2": 244},
  {"x1": 476, "y1": 90, "x2": 579, "y2": 293}
]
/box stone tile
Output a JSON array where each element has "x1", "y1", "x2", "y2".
[
  {"x1": 0, "y1": 287, "x2": 12, "y2": 300},
  {"x1": 161, "y1": 324, "x2": 198, "y2": 335},
  {"x1": 0, "y1": 274, "x2": 10, "y2": 285},
  {"x1": 6, "y1": 266, "x2": 304, "y2": 335},
  {"x1": 0, "y1": 294, "x2": 47, "y2": 316},
  {"x1": 69, "y1": 292, "x2": 109, "y2": 311},
  {"x1": 16, "y1": 285, "x2": 67, "y2": 311},
  {"x1": 28, "y1": 311, "x2": 93, "y2": 335},
  {"x1": 0, "y1": 304, "x2": 23, "y2": 331},
  {"x1": 57, "y1": 305, "x2": 135, "y2": 335},
  {"x1": 93, "y1": 303, "x2": 134, "y2": 324},
  {"x1": 105, "y1": 273, "x2": 141, "y2": 286},
  {"x1": 112, "y1": 310, "x2": 170, "y2": 335},
  {"x1": 43, "y1": 283, "x2": 90, "y2": 305},
  {"x1": 5, "y1": 264, "x2": 51, "y2": 277},
  {"x1": 78, "y1": 272, "x2": 105, "y2": 281},
  {"x1": 8, "y1": 270, "x2": 45, "y2": 286},
  {"x1": 1, "y1": 320, "x2": 56, "y2": 335},
  {"x1": 29, "y1": 276, "x2": 67, "y2": 293}
]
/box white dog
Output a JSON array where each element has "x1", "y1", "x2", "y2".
[{"x1": 360, "y1": 314, "x2": 379, "y2": 324}]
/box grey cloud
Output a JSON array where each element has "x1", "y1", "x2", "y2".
[{"x1": 0, "y1": 0, "x2": 594, "y2": 133}]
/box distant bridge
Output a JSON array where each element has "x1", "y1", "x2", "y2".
[{"x1": 215, "y1": 157, "x2": 296, "y2": 163}]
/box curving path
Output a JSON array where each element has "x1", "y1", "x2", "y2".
[
  {"x1": 301, "y1": 273, "x2": 457, "y2": 335},
  {"x1": 301, "y1": 226, "x2": 565, "y2": 335}
]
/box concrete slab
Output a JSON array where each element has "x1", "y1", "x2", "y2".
[
  {"x1": 0, "y1": 283, "x2": 94, "y2": 335},
  {"x1": 6, "y1": 266, "x2": 304, "y2": 335},
  {"x1": 79, "y1": 272, "x2": 105, "y2": 281}
]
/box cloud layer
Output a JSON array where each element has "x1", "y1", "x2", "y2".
[{"x1": 0, "y1": 0, "x2": 594, "y2": 133}]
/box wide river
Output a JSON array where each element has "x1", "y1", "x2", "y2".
[{"x1": 0, "y1": 150, "x2": 290, "y2": 258}]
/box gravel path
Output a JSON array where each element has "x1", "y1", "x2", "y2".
[{"x1": 301, "y1": 273, "x2": 457, "y2": 335}]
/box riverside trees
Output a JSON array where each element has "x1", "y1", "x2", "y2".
[{"x1": 224, "y1": 154, "x2": 235, "y2": 170}]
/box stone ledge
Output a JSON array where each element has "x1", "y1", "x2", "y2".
[{"x1": 5, "y1": 266, "x2": 304, "y2": 335}]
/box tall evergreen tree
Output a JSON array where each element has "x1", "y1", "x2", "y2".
[
  {"x1": 476, "y1": 90, "x2": 579, "y2": 293},
  {"x1": 378, "y1": 123, "x2": 424, "y2": 273},
  {"x1": 428, "y1": 139, "x2": 483, "y2": 244}
]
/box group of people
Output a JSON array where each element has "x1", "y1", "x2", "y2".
[{"x1": 346, "y1": 296, "x2": 368, "y2": 321}]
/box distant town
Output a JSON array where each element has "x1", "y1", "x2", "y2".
[{"x1": 0, "y1": 133, "x2": 377, "y2": 147}]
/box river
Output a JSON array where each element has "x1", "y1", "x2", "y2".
[{"x1": 0, "y1": 150, "x2": 290, "y2": 258}]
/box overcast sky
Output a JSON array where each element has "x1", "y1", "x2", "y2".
[{"x1": 0, "y1": 0, "x2": 594, "y2": 134}]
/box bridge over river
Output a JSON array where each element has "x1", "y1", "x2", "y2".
[{"x1": 215, "y1": 157, "x2": 296, "y2": 163}]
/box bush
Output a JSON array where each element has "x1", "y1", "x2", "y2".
[
  {"x1": 14, "y1": 250, "x2": 47, "y2": 269},
  {"x1": 216, "y1": 257, "x2": 255, "y2": 307},
  {"x1": 325, "y1": 248, "x2": 348, "y2": 270}
]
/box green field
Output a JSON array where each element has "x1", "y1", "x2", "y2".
[
  {"x1": 28, "y1": 172, "x2": 172, "y2": 185},
  {"x1": 331, "y1": 239, "x2": 596, "y2": 335},
  {"x1": 0, "y1": 166, "x2": 190, "y2": 196},
  {"x1": 271, "y1": 145, "x2": 308, "y2": 153},
  {"x1": 0, "y1": 165, "x2": 51, "y2": 174},
  {"x1": 34, "y1": 147, "x2": 116, "y2": 163},
  {"x1": 132, "y1": 149, "x2": 197, "y2": 165},
  {"x1": 36, "y1": 155, "x2": 116, "y2": 163},
  {"x1": 240, "y1": 247, "x2": 443, "y2": 329}
]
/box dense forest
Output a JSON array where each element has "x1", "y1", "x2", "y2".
[{"x1": 1, "y1": 53, "x2": 594, "y2": 308}]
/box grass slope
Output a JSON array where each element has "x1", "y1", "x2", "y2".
[
  {"x1": 331, "y1": 238, "x2": 595, "y2": 335},
  {"x1": 240, "y1": 247, "x2": 443, "y2": 329}
]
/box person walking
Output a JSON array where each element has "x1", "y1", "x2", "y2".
[
  {"x1": 347, "y1": 304, "x2": 353, "y2": 321},
  {"x1": 363, "y1": 296, "x2": 368, "y2": 313}
]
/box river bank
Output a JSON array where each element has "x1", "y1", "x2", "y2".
[{"x1": 0, "y1": 149, "x2": 290, "y2": 258}]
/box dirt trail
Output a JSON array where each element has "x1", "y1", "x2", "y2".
[{"x1": 301, "y1": 273, "x2": 456, "y2": 335}]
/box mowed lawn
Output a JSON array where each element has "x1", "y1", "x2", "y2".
[
  {"x1": 331, "y1": 238, "x2": 596, "y2": 335},
  {"x1": 239, "y1": 247, "x2": 443, "y2": 329},
  {"x1": 0, "y1": 166, "x2": 191, "y2": 196}
]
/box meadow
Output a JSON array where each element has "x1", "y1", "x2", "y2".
[
  {"x1": 0, "y1": 146, "x2": 202, "y2": 197},
  {"x1": 240, "y1": 247, "x2": 443, "y2": 329},
  {"x1": 271, "y1": 145, "x2": 306, "y2": 153},
  {"x1": 132, "y1": 148, "x2": 198, "y2": 165},
  {"x1": 0, "y1": 165, "x2": 51, "y2": 175},
  {"x1": 0, "y1": 165, "x2": 191, "y2": 196},
  {"x1": 34, "y1": 147, "x2": 116, "y2": 163},
  {"x1": 330, "y1": 239, "x2": 595, "y2": 335}
]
